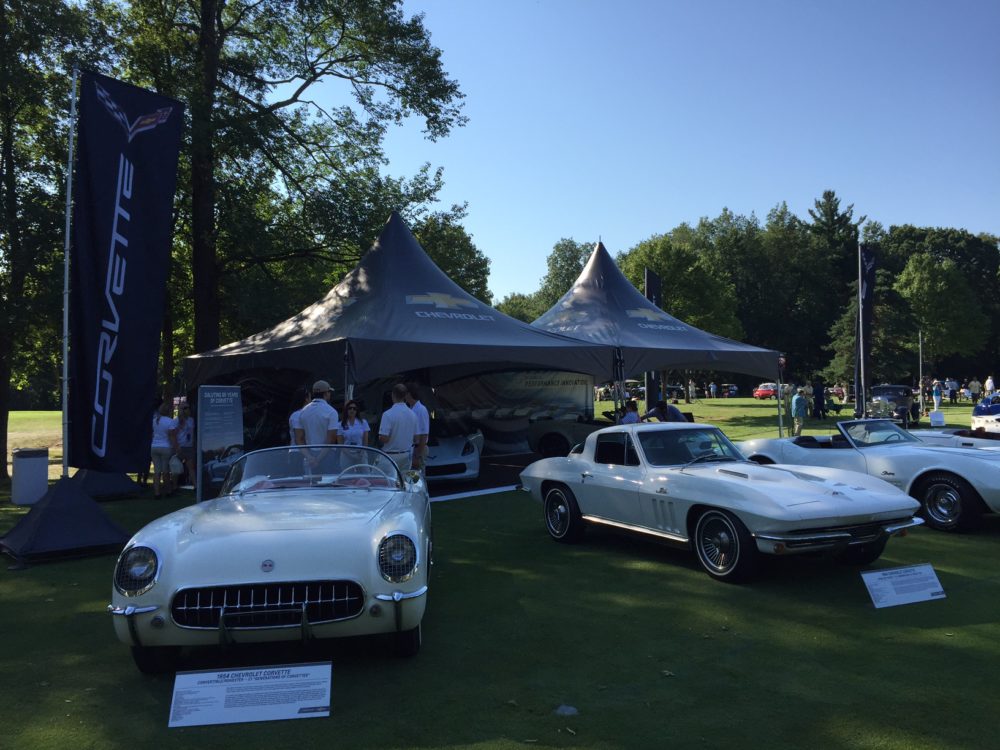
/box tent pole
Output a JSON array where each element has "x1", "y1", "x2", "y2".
[{"x1": 61, "y1": 66, "x2": 79, "y2": 479}]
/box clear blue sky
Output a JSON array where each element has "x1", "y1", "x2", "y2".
[{"x1": 375, "y1": 0, "x2": 999, "y2": 302}]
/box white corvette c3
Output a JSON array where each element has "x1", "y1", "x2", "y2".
[
  {"x1": 519, "y1": 422, "x2": 922, "y2": 583},
  {"x1": 738, "y1": 419, "x2": 1000, "y2": 532},
  {"x1": 109, "y1": 445, "x2": 431, "y2": 674}
]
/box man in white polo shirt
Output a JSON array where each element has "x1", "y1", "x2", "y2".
[
  {"x1": 405, "y1": 381, "x2": 430, "y2": 472},
  {"x1": 295, "y1": 379, "x2": 340, "y2": 471},
  {"x1": 379, "y1": 383, "x2": 417, "y2": 474}
]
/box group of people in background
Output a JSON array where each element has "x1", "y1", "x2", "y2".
[
  {"x1": 288, "y1": 379, "x2": 429, "y2": 475},
  {"x1": 925, "y1": 375, "x2": 994, "y2": 408},
  {"x1": 144, "y1": 398, "x2": 195, "y2": 497},
  {"x1": 617, "y1": 398, "x2": 688, "y2": 424}
]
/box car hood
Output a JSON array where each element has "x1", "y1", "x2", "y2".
[
  {"x1": 185, "y1": 491, "x2": 398, "y2": 535},
  {"x1": 667, "y1": 461, "x2": 918, "y2": 520}
]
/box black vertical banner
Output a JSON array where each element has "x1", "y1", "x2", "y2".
[
  {"x1": 644, "y1": 267, "x2": 662, "y2": 409},
  {"x1": 854, "y1": 243, "x2": 877, "y2": 417},
  {"x1": 68, "y1": 71, "x2": 185, "y2": 471}
]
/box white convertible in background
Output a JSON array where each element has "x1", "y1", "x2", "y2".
[
  {"x1": 739, "y1": 419, "x2": 1000, "y2": 532},
  {"x1": 520, "y1": 423, "x2": 921, "y2": 583},
  {"x1": 110, "y1": 446, "x2": 431, "y2": 674}
]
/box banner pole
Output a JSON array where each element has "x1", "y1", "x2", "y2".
[
  {"x1": 61, "y1": 66, "x2": 79, "y2": 479},
  {"x1": 857, "y1": 240, "x2": 865, "y2": 415}
]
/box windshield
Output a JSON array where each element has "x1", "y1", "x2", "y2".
[
  {"x1": 637, "y1": 427, "x2": 744, "y2": 466},
  {"x1": 839, "y1": 420, "x2": 920, "y2": 448},
  {"x1": 219, "y1": 445, "x2": 404, "y2": 495}
]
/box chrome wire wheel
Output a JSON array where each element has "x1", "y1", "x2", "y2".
[
  {"x1": 695, "y1": 511, "x2": 740, "y2": 575},
  {"x1": 693, "y1": 509, "x2": 757, "y2": 582},
  {"x1": 543, "y1": 486, "x2": 584, "y2": 543},
  {"x1": 915, "y1": 472, "x2": 984, "y2": 532}
]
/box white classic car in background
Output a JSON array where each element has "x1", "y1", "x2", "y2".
[
  {"x1": 520, "y1": 423, "x2": 922, "y2": 583},
  {"x1": 110, "y1": 446, "x2": 431, "y2": 674},
  {"x1": 738, "y1": 419, "x2": 1000, "y2": 532},
  {"x1": 908, "y1": 428, "x2": 1000, "y2": 450},
  {"x1": 424, "y1": 426, "x2": 484, "y2": 483}
]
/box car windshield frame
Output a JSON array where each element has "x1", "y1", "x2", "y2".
[
  {"x1": 636, "y1": 426, "x2": 745, "y2": 467},
  {"x1": 218, "y1": 445, "x2": 405, "y2": 496},
  {"x1": 837, "y1": 419, "x2": 921, "y2": 448}
]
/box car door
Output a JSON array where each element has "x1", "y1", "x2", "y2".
[{"x1": 576, "y1": 432, "x2": 644, "y2": 525}]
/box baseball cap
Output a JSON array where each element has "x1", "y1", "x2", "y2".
[{"x1": 312, "y1": 379, "x2": 331, "y2": 393}]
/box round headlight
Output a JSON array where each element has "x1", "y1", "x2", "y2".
[
  {"x1": 378, "y1": 534, "x2": 417, "y2": 583},
  {"x1": 114, "y1": 545, "x2": 159, "y2": 596}
]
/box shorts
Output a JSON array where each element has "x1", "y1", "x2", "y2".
[{"x1": 151, "y1": 446, "x2": 173, "y2": 473}]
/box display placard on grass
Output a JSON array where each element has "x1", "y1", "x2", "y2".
[
  {"x1": 168, "y1": 662, "x2": 331, "y2": 728},
  {"x1": 861, "y1": 563, "x2": 946, "y2": 609}
]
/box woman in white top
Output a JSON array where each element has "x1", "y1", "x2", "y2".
[
  {"x1": 338, "y1": 400, "x2": 370, "y2": 466},
  {"x1": 150, "y1": 401, "x2": 179, "y2": 498}
]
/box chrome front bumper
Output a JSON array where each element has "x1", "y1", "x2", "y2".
[{"x1": 754, "y1": 516, "x2": 924, "y2": 554}]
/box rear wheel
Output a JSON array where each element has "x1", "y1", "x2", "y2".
[
  {"x1": 543, "y1": 486, "x2": 585, "y2": 543},
  {"x1": 915, "y1": 473, "x2": 984, "y2": 532},
  {"x1": 538, "y1": 434, "x2": 570, "y2": 458},
  {"x1": 693, "y1": 509, "x2": 758, "y2": 583}
]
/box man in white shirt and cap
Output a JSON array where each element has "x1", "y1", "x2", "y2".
[
  {"x1": 405, "y1": 381, "x2": 430, "y2": 472},
  {"x1": 379, "y1": 383, "x2": 418, "y2": 474},
  {"x1": 295, "y1": 379, "x2": 340, "y2": 471}
]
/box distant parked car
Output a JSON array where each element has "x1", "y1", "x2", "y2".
[
  {"x1": 424, "y1": 425, "x2": 484, "y2": 483},
  {"x1": 520, "y1": 422, "x2": 921, "y2": 582},
  {"x1": 738, "y1": 418, "x2": 1000, "y2": 532},
  {"x1": 868, "y1": 384, "x2": 920, "y2": 426},
  {"x1": 753, "y1": 383, "x2": 779, "y2": 400}
]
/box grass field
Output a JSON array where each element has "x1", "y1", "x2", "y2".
[
  {"x1": 2, "y1": 403, "x2": 996, "y2": 748},
  {"x1": 0, "y1": 487, "x2": 998, "y2": 749}
]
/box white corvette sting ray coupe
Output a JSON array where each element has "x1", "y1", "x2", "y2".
[
  {"x1": 520, "y1": 423, "x2": 921, "y2": 583},
  {"x1": 109, "y1": 445, "x2": 431, "y2": 674},
  {"x1": 738, "y1": 419, "x2": 1000, "y2": 532}
]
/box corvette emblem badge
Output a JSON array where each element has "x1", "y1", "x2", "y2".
[{"x1": 261, "y1": 559, "x2": 275, "y2": 573}]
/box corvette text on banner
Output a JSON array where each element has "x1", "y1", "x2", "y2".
[{"x1": 68, "y1": 71, "x2": 184, "y2": 471}]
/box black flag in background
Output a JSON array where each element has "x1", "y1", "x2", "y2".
[
  {"x1": 68, "y1": 71, "x2": 184, "y2": 471},
  {"x1": 644, "y1": 267, "x2": 662, "y2": 409},
  {"x1": 853, "y1": 243, "x2": 877, "y2": 416}
]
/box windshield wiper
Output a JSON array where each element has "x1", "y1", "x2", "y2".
[{"x1": 683, "y1": 453, "x2": 734, "y2": 468}]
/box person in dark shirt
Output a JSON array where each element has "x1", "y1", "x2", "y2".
[{"x1": 641, "y1": 400, "x2": 688, "y2": 422}]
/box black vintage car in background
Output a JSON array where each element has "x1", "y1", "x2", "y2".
[{"x1": 867, "y1": 384, "x2": 920, "y2": 427}]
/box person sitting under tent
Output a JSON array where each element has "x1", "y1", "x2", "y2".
[
  {"x1": 619, "y1": 400, "x2": 640, "y2": 424},
  {"x1": 641, "y1": 400, "x2": 687, "y2": 422}
]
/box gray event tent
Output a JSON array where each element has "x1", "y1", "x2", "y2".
[
  {"x1": 184, "y1": 213, "x2": 613, "y2": 389},
  {"x1": 532, "y1": 242, "x2": 778, "y2": 379}
]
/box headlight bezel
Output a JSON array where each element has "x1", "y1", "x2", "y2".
[
  {"x1": 378, "y1": 533, "x2": 418, "y2": 583},
  {"x1": 114, "y1": 544, "x2": 160, "y2": 597}
]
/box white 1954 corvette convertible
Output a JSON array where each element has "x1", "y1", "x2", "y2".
[
  {"x1": 519, "y1": 422, "x2": 922, "y2": 583},
  {"x1": 109, "y1": 445, "x2": 431, "y2": 674},
  {"x1": 738, "y1": 419, "x2": 1000, "y2": 532}
]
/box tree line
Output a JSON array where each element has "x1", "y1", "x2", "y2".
[
  {"x1": 498, "y1": 195, "x2": 1000, "y2": 389},
  {"x1": 2, "y1": 1, "x2": 997, "y2": 484}
]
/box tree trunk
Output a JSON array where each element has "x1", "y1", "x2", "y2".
[
  {"x1": 1, "y1": 70, "x2": 23, "y2": 482},
  {"x1": 191, "y1": 0, "x2": 221, "y2": 352}
]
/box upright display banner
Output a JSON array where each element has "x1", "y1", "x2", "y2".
[
  {"x1": 67, "y1": 71, "x2": 184, "y2": 471},
  {"x1": 196, "y1": 386, "x2": 244, "y2": 501},
  {"x1": 853, "y1": 243, "x2": 877, "y2": 417},
  {"x1": 644, "y1": 267, "x2": 662, "y2": 409}
]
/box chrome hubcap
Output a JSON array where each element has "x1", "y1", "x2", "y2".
[
  {"x1": 699, "y1": 515, "x2": 737, "y2": 572},
  {"x1": 546, "y1": 496, "x2": 568, "y2": 535},
  {"x1": 925, "y1": 484, "x2": 961, "y2": 524}
]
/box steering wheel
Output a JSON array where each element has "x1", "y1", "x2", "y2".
[
  {"x1": 339, "y1": 464, "x2": 391, "y2": 482},
  {"x1": 883, "y1": 433, "x2": 904, "y2": 443}
]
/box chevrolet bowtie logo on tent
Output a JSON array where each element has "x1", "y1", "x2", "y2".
[
  {"x1": 626, "y1": 308, "x2": 671, "y2": 321},
  {"x1": 406, "y1": 292, "x2": 494, "y2": 321},
  {"x1": 406, "y1": 293, "x2": 478, "y2": 310}
]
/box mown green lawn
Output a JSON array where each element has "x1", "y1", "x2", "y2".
[{"x1": 1, "y1": 485, "x2": 998, "y2": 749}]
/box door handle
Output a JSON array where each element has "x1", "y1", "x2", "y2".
[{"x1": 581, "y1": 472, "x2": 592, "y2": 480}]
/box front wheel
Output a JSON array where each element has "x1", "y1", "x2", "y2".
[
  {"x1": 915, "y1": 473, "x2": 984, "y2": 532},
  {"x1": 394, "y1": 623, "x2": 422, "y2": 657},
  {"x1": 543, "y1": 486, "x2": 585, "y2": 543},
  {"x1": 693, "y1": 509, "x2": 758, "y2": 583},
  {"x1": 131, "y1": 645, "x2": 179, "y2": 675}
]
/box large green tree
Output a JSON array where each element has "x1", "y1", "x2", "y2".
[
  {"x1": 0, "y1": 0, "x2": 109, "y2": 480},
  {"x1": 118, "y1": 0, "x2": 467, "y2": 352},
  {"x1": 496, "y1": 238, "x2": 592, "y2": 322}
]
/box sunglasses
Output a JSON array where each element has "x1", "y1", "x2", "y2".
[{"x1": 347, "y1": 406, "x2": 357, "y2": 410}]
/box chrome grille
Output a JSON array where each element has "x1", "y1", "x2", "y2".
[{"x1": 171, "y1": 580, "x2": 364, "y2": 629}]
